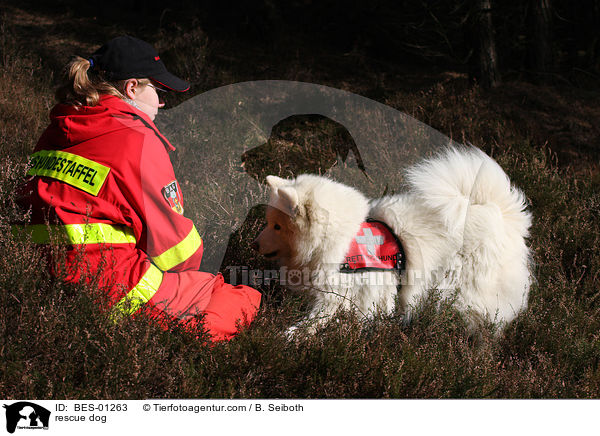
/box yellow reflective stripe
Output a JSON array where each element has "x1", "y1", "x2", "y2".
[
  {"x1": 151, "y1": 225, "x2": 202, "y2": 271},
  {"x1": 27, "y1": 150, "x2": 110, "y2": 196},
  {"x1": 11, "y1": 223, "x2": 136, "y2": 245},
  {"x1": 110, "y1": 263, "x2": 163, "y2": 319}
]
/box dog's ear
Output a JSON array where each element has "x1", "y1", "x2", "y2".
[
  {"x1": 266, "y1": 175, "x2": 287, "y2": 190},
  {"x1": 277, "y1": 186, "x2": 299, "y2": 216}
]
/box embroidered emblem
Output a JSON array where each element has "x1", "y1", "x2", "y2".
[{"x1": 162, "y1": 180, "x2": 184, "y2": 214}]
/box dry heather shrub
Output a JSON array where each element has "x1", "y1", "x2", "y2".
[{"x1": 0, "y1": 23, "x2": 52, "y2": 160}]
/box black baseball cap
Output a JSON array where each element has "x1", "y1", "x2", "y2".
[{"x1": 89, "y1": 35, "x2": 189, "y2": 92}]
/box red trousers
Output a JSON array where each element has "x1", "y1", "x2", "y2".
[{"x1": 148, "y1": 271, "x2": 261, "y2": 342}]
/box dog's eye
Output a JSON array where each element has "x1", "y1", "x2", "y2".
[{"x1": 274, "y1": 224, "x2": 281, "y2": 230}]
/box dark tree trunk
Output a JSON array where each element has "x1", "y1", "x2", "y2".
[
  {"x1": 477, "y1": 0, "x2": 500, "y2": 88},
  {"x1": 530, "y1": 0, "x2": 553, "y2": 73}
]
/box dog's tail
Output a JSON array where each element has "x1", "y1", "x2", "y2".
[{"x1": 406, "y1": 147, "x2": 531, "y2": 237}]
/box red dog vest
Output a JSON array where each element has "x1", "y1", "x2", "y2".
[{"x1": 340, "y1": 220, "x2": 405, "y2": 273}]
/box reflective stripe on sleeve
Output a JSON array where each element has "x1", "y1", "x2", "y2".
[
  {"x1": 110, "y1": 263, "x2": 164, "y2": 320},
  {"x1": 151, "y1": 224, "x2": 202, "y2": 271},
  {"x1": 11, "y1": 223, "x2": 136, "y2": 245}
]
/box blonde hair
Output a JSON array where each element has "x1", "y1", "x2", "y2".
[{"x1": 55, "y1": 56, "x2": 150, "y2": 107}]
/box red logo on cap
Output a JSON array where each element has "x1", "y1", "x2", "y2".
[{"x1": 154, "y1": 56, "x2": 160, "y2": 61}]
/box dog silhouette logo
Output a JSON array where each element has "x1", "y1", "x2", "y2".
[{"x1": 3, "y1": 402, "x2": 50, "y2": 433}]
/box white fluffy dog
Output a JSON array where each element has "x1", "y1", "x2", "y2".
[{"x1": 253, "y1": 147, "x2": 532, "y2": 332}]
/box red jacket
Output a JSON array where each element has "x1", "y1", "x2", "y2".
[{"x1": 17, "y1": 95, "x2": 205, "y2": 314}]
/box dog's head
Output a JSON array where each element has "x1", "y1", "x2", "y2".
[
  {"x1": 252, "y1": 175, "x2": 300, "y2": 266},
  {"x1": 253, "y1": 174, "x2": 370, "y2": 269}
]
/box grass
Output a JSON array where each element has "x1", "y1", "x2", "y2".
[{"x1": 1, "y1": 8, "x2": 599, "y2": 399}]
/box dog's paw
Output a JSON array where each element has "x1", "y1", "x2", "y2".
[
  {"x1": 285, "y1": 325, "x2": 299, "y2": 339},
  {"x1": 285, "y1": 322, "x2": 318, "y2": 340}
]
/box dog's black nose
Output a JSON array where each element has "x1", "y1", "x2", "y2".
[{"x1": 251, "y1": 240, "x2": 259, "y2": 251}]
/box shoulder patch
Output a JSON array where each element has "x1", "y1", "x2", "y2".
[{"x1": 162, "y1": 180, "x2": 184, "y2": 214}]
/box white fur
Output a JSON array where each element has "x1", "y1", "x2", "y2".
[{"x1": 260, "y1": 147, "x2": 532, "y2": 332}]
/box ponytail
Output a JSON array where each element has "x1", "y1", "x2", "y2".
[{"x1": 55, "y1": 56, "x2": 149, "y2": 107}]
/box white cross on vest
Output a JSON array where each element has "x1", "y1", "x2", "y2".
[{"x1": 355, "y1": 228, "x2": 384, "y2": 257}]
